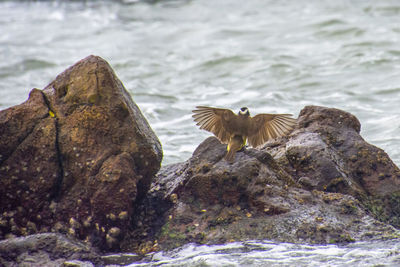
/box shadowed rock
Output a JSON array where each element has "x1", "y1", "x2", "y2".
[{"x1": 0, "y1": 55, "x2": 162, "y2": 251}]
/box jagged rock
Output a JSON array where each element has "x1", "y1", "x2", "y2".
[
  {"x1": 269, "y1": 106, "x2": 400, "y2": 227},
  {"x1": 132, "y1": 106, "x2": 400, "y2": 251},
  {"x1": 0, "y1": 55, "x2": 162, "y2": 251},
  {"x1": 0, "y1": 233, "x2": 102, "y2": 267},
  {"x1": 274, "y1": 106, "x2": 400, "y2": 195}
]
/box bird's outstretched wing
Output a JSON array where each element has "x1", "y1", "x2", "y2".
[
  {"x1": 248, "y1": 113, "x2": 297, "y2": 148},
  {"x1": 192, "y1": 106, "x2": 236, "y2": 144}
]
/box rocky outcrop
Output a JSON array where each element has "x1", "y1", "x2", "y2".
[
  {"x1": 0, "y1": 55, "x2": 162, "y2": 251},
  {"x1": 275, "y1": 106, "x2": 400, "y2": 226},
  {"x1": 132, "y1": 106, "x2": 400, "y2": 252},
  {"x1": 1, "y1": 54, "x2": 399, "y2": 264}
]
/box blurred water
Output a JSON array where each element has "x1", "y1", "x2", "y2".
[
  {"x1": 1, "y1": 0, "x2": 400, "y2": 166},
  {"x1": 127, "y1": 239, "x2": 400, "y2": 267}
]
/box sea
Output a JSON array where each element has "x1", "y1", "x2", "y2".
[{"x1": 1, "y1": 0, "x2": 399, "y2": 266}]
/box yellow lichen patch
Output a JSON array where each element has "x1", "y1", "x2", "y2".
[
  {"x1": 315, "y1": 217, "x2": 323, "y2": 222},
  {"x1": 316, "y1": 224, "x2": 329, "y2": 232},
  {"x1": 170, "y1": 193, "x2": 178, "y2": 204},
  {"x1": 76, "y1": 106, "x2": 110, "y2": 129},
  {"x1": 129, "y1": 142, "x2": 139, "y2": 153},
  {"x1": 87, "y1": 93, "x2": 99, "y2": 104},
  {"x1": 321, "y1": 192, "x2": 343, "y2": 203},
  {"x1": 69, "y1": 217, "x2": 80, "y2": 229},
  {"x1": 108, "y1": 227, "x2": 121, "y2": 237},
  {"x1": 107, "y1": 213, "x2": 117, "y2": 221},
  {"x1": 118, "y1": 211, "x2": 128, "y2": 220},
  {"x1": 106, "y1": 233, "x2": 117, "y2": 248},
  {"x1": 138, "y1": 241, "x2": 159, "y2": 255},
  {"x1": 83, "y1": 216, "x2": 92, "y2": 227},
  {"x1": 68, "y1": 228, "x2": 76, "y2": 236}
]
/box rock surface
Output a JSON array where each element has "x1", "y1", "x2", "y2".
[
  {"x1": 0, "y1": 233, "x2": 101, "y2": 267},
  {"x1": 132, "y1": 106, "x2": 400, "y2": 252},
  {"x1": 274, "y1": 106, "x2": 400, "y2": 227},
  {"x1": 0, "y1": 55, "x2": 162, "y2": 251}
]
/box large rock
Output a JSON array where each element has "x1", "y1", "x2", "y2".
[
  {"x1": 0, "y1": 55, "x2": 162, "y2": 251},
  {"x1": 273, "y1": 106, "x2": 400, "y2": 226},
  {"x1": 131, "y1": 106, "x2": 400, "y2": 252}
]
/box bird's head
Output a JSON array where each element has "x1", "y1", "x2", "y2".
[{"x1": 238, "y1": 107, "x2": 250, "y2": 117}]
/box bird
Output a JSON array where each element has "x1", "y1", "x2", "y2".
[{"x1": 192, "y1": 106, "x2": 297, "y2": 162}]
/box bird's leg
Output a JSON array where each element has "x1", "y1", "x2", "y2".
[{"x1": 238, "y1": 137, "x2": 248, "y2": 152}]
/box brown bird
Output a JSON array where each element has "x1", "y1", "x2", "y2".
[{"x1": 192, "y1": 106, "x2": 297, "y2": 162}]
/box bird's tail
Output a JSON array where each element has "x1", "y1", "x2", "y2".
[
  {"x1": 224, "y1": 149, "x2": 236, "y2": 163},
  {"x1": 224, "y1": 135, "x2": 246, "y2": 163}
]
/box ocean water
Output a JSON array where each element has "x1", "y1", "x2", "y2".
[
  {"x1": 1, "y1": 1, "x2": 400, "y2": 265},
  {"x1": 127, "y1": 240, "x2": 400, "y2": 267}
]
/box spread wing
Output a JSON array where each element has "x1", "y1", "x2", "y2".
[
  {"x1": 248, "y1": 113, "x2": 297, "y2": 148},
  {"x1": 192, "y1": 106, "x2": 236, "y2": 144}
]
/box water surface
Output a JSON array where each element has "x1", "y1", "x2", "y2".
[{"x1": 127, "y1": 239, "x2": 400, "y2": 266}]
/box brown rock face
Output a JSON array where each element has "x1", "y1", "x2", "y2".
[
  {"x1": 285, "y1": 105, "x2": 400, "y2": 197},
  {"x1": 277, "y1": 106, "x2": 400, "y2": 226},
  {"x1": 0, "y1": 55, "x2": 162, "y2": 251}
]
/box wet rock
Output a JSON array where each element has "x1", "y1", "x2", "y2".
[
  {"x1": 280, "y1": 106, "x2": 400, "y2": 196},
  {"x1": 132, "y1": 106, "x2": 400, "y2": 251},
  {"x1": 0, "y1": 55, "x2": 162, "y2": 251},
  {"x1": 0, "y1": 233, "x2": 102, "y2": 267},
  {"x1": 101, "y1": 253, "x2": 142, "y2": 266},
  {"x1": 270, "y1": 106, "x2": 400, "y2": 227}
]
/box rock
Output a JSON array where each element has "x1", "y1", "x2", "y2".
[
  {"x1": 281, "y1": 106, "x2": 400, "y2": 196},
  {"x1": 0, "y1": 233, "x2": 102, "y2": 267},
  {"x1": 270, "y1": 106, "x2": 400, "y2": 227},
  {"x1": 101, "y1": 253, "x2": 143, "y2": 266},
  {"x1": 0, "y1": 55, "x2": 162, "y2": 251},
  {"x1": 63, "y1": 260, "x2": 94, "y2": 267},
  {"x1": 131, "y1": 106, "x2": 400, "y2": 251}
]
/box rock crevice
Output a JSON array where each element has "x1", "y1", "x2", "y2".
[{"x1": 40, "y1": 90, "x2": 65, "y2": 201}]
